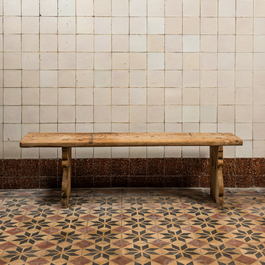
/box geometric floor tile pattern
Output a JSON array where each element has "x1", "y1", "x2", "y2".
[{"x1": 0, "y1": 188, "x2": 265, "y2": 265}]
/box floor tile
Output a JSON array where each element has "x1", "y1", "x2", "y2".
[{"x1": 0, "y1": 188, "x2": 265, "y2": 264}]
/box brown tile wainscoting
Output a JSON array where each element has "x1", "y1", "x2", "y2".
[{"x1": 0, "y1": 158, "x2": 264, "y2": 189}]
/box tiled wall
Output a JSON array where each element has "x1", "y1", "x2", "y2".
[{"x1": 1, "y1": 0, "x2": 265, "y2": 161}]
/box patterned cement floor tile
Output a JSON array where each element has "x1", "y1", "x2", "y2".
[{"x1": 0, "y1": 188, "x2": 265, "y2": 264}]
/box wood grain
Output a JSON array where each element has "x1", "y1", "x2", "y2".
[{"x1": 20, "y1": 132, "x2": 243, "y2": 147}]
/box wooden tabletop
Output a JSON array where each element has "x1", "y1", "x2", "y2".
[{"x1": 20, "y1": 132, "x2": 243, "y2": 147}]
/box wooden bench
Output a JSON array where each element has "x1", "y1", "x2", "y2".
[{"x1": 20, "y1": 132, "x2": 243, "y2": 208}]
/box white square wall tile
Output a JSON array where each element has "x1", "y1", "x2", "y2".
[
  {"x1": 219, "y1": 0, "x2": 235, "y2": 17},
  {"x1": 22, "y1": 0, "x2": 39, "y2": 16},
  {"x1": 76, "y1": 106, "x2": 93, "y2": 122},
  {"x1": 112, "y1": 0, "x2": 129, "y2": 16},
  {"x1": 130, "y1": 35, "x2": 146, "y2": 52},
  {"x1": 148, "y1": 70, "x2": 164, "y2": 87},
  {"x1": 76, "y1": 0, "x2": 93, "y2": 16},
  {"x1": 95, "y1": 17, "x2": 112, "y2": 34},
  {"x1": 130, "y1": 106, "x2": 146, "y2": 123},
  {"x1": 22, "y1": 17, "x2": 39, "y2": 34},
  {"x1": 94, "y1": 106, "x2": 111, "y2": 122},
  {"x1": 147, "y1": 106, "x2": 164, "y2": 122},
  {"x1": 165, "y1": 0, "x2": 182, "y2": 16},
  {"x1": 165, "y1": 35, "x2": 182, "y2": 52},
  {"x1": 148, "y1": 53, "x2": 164, "y2": 70},
  {"x1": 130, "y1": 0, "x2": 146, "y2": 16},
  {"x1": 130, "y1": 88, "x2": 146, "y2": 105},
  {"x1": 130, "y1": 70, "x2": 146, "y2": 87},
  {"x1": 148, "y1": 88, "x2": 164, "y2": 105},
  {"x1": 94, "y1": 0, "x2": 111, "y2": 16},
  {"x1": 236, "y1": 123, "x2": 252, "y2": 140},
  {"x1": 77, "y1": 17, "x2": 93, "y2": 34},
  {"x1": 183, "y1": 106, "x2": 199, "y2": 122},
  {"x1": 165, "y1": 88, "x2": 182, "y2": 105},
  {"x1": 58, "y1": 0, "x2": 75, "y2": 16},
  {"x1": 112, "y1": 35, "x2": 129, "y2": 52},
  {"x1": 112, "y1": 88, "x2": 129, "y2": 105},
  {"x1": 165, "y1": 105, "x2": 182, "y2": 122},
  {"x1": 59, "y1": 88, "x2": 75, "y2": 105},
  {"x1": 40, "y1": 88, "x2": 57, "y2": 105},
  {"x1": 94, "y1": 71, "x2": 111, "y2": 88},
  {"x1": 113, "y1": 17, "x2": 129, "y2": 34},
  {"x1": 148, "y1": 18, "x2": 164, "y2": 34},
  {"x1": 22, "y1": 106, "x2": 39, "y2": 123},
  {"x1": 236, "y1": 140, "x2": 252, "y2": 158},
  {"x1": 76, "y1": 88, "x2": 93, "y2": 106},
  {"x1": 40, "y1": 0, "x2": 57, "y2": 16},
  {"x1": 130, "y1": 17, "x2": 146, "y2": 34},
  {"x1": 4, "y1": 124, "x2": 21, "y2": 141},
  {"x1": 183, "y1": 88, "x2": 199, "y2": 105},
  {"x1": 22, "y1": 88, "x2": 39, "y2": 105},
  {"x1": 40, "y1": 106, "x2": 57, "y2": 123},
  {"x1": 112, "y1": 70, "x2": 129, "y2": 87},
  {"x1": 58, "y1": 106, "x2": 75, "y2": 123},
  {"x1": 4, "y1": 88, "x2": 21, "y2": 105},
  {"x1": 4, "y1": 0, "x2": 21, "y2": 15},
  {"x1": 4, "y1": 17, "x2": 21, "y2": 34},
  {"x1": 148, "y1": 0, "x2": 164, "y2": 16},
  {"x1": 218, "y1": 106, "x2": 235, "y2": 123},
  {"x1": 4, "y1": 142, "x2": 21, "y2": 159},
  {"x1": 200, "y1": 106, "x2": 217, "y2": 122},
  {"x1": 58, "y1": 17, "x2": 75, "y2": 34},
  {"x1": 183, "y1": 0, "x2": 200, "y2": 16},
  {"x1": 94, "y1": 88, "x2": 111, "y2": 105},
  {"x1": 112, "y1": 106, "x2": 129, "y2": 122},
  {"x1": 183, "y1": 35, "x2": 200, "y2": 52}
]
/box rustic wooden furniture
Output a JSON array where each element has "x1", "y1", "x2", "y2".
[{"x1": 20, "y1": 133, "x2": 243, "y2": 208}]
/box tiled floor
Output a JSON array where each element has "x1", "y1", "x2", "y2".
[{"x1": 0, "y1": 188, "x2": 265, "y2": 265}]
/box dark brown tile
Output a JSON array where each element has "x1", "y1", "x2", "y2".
[
  {"x1": 130, "y1": 158, "x2": 147, "y2": 175},
  {"x1": 0, "y1": 159, "x2": 3, "y2": 177},
  {"x1": 165, "y1": 158, "x2": 178, "y2": 175},
  {"x1": 200, "y1": 158, "x2": 210, "y2": 176},
  {"x1": 252, "y1": 158, "x2": 265, "y2": 176},
  {"x1": 21, "y1": 176, "x2": 39, "y2": 189},
  {"x1": 40, "y1": 176, "x2": 58, "y2": 189},
  {"x1": 75, "y1": 158, "x2": 94, "y2": 176},
  {"x1": 94, "y1": 158, "x2": 111, "y2": 176},
  {"x1": 2, "y1": 177, "x2": 21, "y2": 189},
  {"x1": 111, "y1": 158, "x2": 130, "y2": 176},
  {"x1": 200, "y1": 175, "x2": 210, "y2": 188},
  {"x1": 146, "y1": 175, "x2": 165, "y2": 187},
  {"x1": 4, "y1": 159, "x2": 22, "y2": 177},
  {"x1": 223, "y1": 174, "x2": 236, "y2": 187},
  {"x1": 112, "y1": 176, "x2": 129, "y2": 187},
  {"x1": 129, "y1": 176, "x2": 147, "y2": 187},
  {"x1": 40, "y1": 159, "x2": 58, "y2": 177},
  {"x1": 254, "y1": 175, "x2": 265, "y2": 187},
  {"x1": 236, "y1": 158, "x2": 253, "y2": 175},
  {"x1": 183, "y1": 175, "x2": 200, "y2": 187},
  {"x1": 94, "y1": 176, "x2": 111, "y2": 187},
  {"x1": 147, "y1": 158, "x2": 164, "y2": 175},
  {"x1": 181, "y1": 158, "x2": 201, "y2": 176},
  {"x1": 75, "y1": 176, "x2": 94, "y2": 188},
  {"x1": 223, "y1": 158, "x2": 236, "y2": 176},
  {"x1": 236, "y1": 175, "x2": 253, "y2": 188},
  {"x1": 21, "y1": 159, "x2": 40, "y2": 177},
  {"x1": 165, "y1": 176, "x2": 183, "y2": 187}
]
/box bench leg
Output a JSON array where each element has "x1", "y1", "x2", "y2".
[
  {"x1": 210, "y1": 146, "x2": 224, "y2": 208},
  {"x1": 61, "y1": 147, "x2": 72, "y2": 208}
]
